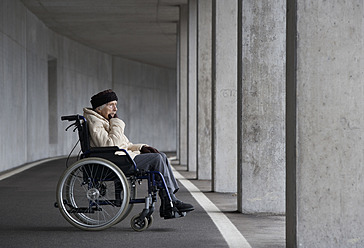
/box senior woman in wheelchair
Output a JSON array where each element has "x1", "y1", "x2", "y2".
[{"x1": 83, "y1": 89, "x2": 194, "y2": 217}]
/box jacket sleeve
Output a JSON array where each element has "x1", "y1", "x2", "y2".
[
  {"x1": 88, "y1": 117, "x2": 125, "y2": 147},
  {"x1": 89, "y1": 117, "x2": 146, "y2": 151}
]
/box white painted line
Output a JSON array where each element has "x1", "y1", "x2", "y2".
[
  {"x1": 172, "y1": 167, "x2": 252, "y2": 248},
  {"x1": 0, "y1": 156, "x2": 66, "y2": 181}
]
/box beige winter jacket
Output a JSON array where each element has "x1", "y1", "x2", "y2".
[{"x1": 83, "y1": 108, "x2": 146, "y2": 159}]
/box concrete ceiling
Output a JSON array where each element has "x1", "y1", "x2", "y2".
[{"x1": 20, "y1": 0, "x2": 187, "y2": 69}]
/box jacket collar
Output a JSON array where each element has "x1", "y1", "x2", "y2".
[{"x1": 83, "y1": 107, "x2": 109, "y2": 122}]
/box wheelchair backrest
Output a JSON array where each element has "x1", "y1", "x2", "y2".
[
  {"x1": 78, "y1": 117, "x2": 91, "y2": 153},
  {"x1": 61, "y1": 115, "x2": 91, "y2": 153}
]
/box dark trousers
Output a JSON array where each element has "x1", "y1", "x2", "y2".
[{"x1": 134, "y1": 152, "x2": 179, "y2": 194}]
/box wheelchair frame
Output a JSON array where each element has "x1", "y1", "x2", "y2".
[{"x1": 55, "y1": 114, "x2": 183, "y2": 231}]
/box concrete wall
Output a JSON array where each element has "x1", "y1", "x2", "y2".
[
  {"x1": 0, "y1": 0, "x2": 176, "y2": 173},
  {"x1": 1, "y1": 0, "x2": 27, "y2": 169},
  {"x1": 112, "y1": 57, "x2": 177, "y2": 152},
  {"x1": 287, "y1": 1, "x2": 364, "y2": 247},
  {"x1": 0, "y1": 0, "x2": 112, "y2": 172}
]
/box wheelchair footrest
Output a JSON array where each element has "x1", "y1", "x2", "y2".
[
  {"x1": 160, "y1": 204, "x2": 187, "y2": 219},
  {"x1": 59, "y1": 200, "x2": 103, "y2": 213}
]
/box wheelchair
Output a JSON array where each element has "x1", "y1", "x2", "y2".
[{"x1": 55, "y1": 114, "x2": 186, "y2": 231}]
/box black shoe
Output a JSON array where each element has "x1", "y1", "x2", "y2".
[{"x1": 173, "y1": 200, "x2": 194, "y2": 212}]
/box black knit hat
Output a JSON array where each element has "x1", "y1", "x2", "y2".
[{"x1": 90, "y1": 89, "x2": 118, "y2": 109}]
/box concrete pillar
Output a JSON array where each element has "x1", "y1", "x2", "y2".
[
  {"x1": 287, "y1": 1, "x2": 364, "y2": 247},
  {"x1": 238, "y1": 1, "x2": 286, "y2": 213},
  {"x1": 188, "y1": 0, "x2": 197, "y2": 172},
  {"x1": 212, "y1": 0, "x2": 238, "y2": 193},
  {"x1": 0, "y1": 0, "x2": 5, "y2": 168},
  {"x1": 197, "y1": 0, "x2": 212, "y2": 180},
  {"x1": 178, "y1": 5, "x2": 188, "y2": 165}
]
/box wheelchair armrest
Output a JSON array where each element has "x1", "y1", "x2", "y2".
[
  {"x1": 84, "y1": 147, "x2": 138, "y2": 175},
  {"x1": 88, "y1": 146, "x2": 120, "y2": 153}
]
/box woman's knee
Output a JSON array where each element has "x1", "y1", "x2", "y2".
[
  {"x1": 159, "y1": 152, "x2": 167, "y2": 160},
  {"x1": 145, "y1": 153, "x2": 164, "y2": 164},
  {"x1": 135, "y1": 153, "x2": 167, "y2": 168}
]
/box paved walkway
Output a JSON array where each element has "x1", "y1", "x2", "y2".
[{"x1": 0, "y1": 157, "x2": 285, "y2": 248}]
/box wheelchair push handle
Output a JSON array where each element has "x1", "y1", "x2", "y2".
[
  {"x1": 61, "y1": 114, "x2": 86, "y2": 132},
  {"x1": 61, "y1": 115, "x2": 80, "y2": 121}
]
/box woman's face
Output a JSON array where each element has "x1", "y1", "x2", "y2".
[{"x1": 98, "y1": 100, "x2": 118, "y2": 119}]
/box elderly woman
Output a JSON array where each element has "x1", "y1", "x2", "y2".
[{"x1": 83, "y1": 89, "x2": 194, "y2": 216}]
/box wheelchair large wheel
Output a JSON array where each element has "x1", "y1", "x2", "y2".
[{"x1": 56, "y1": 158, "x2": 130, "y2": 231}]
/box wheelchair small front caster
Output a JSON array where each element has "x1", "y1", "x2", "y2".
[
  {"x1": 130, "y1": 214, "x2": 149, "y2": 232},
  {"x1": 147, "y1": 215, "x2": 154, "y2": 228}
]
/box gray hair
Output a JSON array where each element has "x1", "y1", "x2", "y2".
[{"x1": 95, "y1": 104, "x2": 106, "y2": 112}]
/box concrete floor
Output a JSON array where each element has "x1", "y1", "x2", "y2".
[
  {"x1": 0, "y1": 157, "x2": 285, "y2": 248},
  {"x1": 172, "y1": 163, "x2": 286, "y2": 248}
]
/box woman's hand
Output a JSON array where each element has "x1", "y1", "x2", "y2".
[
  {"x1": 140, "y1": 146, "x2": 159, "y2": 153},
  {"x1": 108, "y1": 113, "x2": 118, "y2": 120}
]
